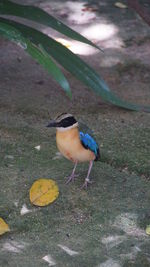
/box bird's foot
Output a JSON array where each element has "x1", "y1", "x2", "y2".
[
  {"x1": 65, "y1": 174, "x2": 79, "y2": 184},
  {"x1": 81, "y1": 178, "x2": 93, "y2": 189}
]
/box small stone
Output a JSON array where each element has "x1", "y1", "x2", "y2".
[
  {"x1": 17, "y1": 57, "x2": 22, "y2": 62},
  {"x1": 36, "y1": 80, "x2": 44, "y2": 85},
  {"x1": 34, "y1": 145, "x2": 41, "y2": 151}
]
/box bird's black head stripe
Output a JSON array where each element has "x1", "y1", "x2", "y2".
[{"x1": 58, "y1": 116, "x2": 77, "y2": 128}]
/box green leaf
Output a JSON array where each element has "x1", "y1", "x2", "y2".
[
  {"x1": 0, "y1": 20, "x2": 71, "y2": 97},
  {"x1": 0, "y1": 21, "x2": 27, "y2": 48},
  {"x1": 27, "y1": 44, "x2": 71, "y2": 98},
  {"x1": 0, "y1": 18, "x2": 149, "y2": 112},
  {"x1": 0, "y1": 0, "x2": 102, "y2": 51}
]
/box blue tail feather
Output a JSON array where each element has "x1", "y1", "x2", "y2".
[{"x1": 79, "y1": 132, "x2": 100, "y2": 161}]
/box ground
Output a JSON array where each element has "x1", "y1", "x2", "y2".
[{"x1": 0, "y1": 0, "x2": 150, "y2": 266}]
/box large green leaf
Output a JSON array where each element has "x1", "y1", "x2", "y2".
[
  {"x1": 0, "y1": 18, "x2": 149, "y2": 112},
  {"x1": 0, "y1": 0, "x2": 102, "y2": 51},
  {"x1": 0, "y1": 20, "x2": 71, "y2": 97}
]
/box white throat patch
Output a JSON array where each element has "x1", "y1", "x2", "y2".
[{"x1": 56, "y1": 122, "x2": 78, "y2": 132}]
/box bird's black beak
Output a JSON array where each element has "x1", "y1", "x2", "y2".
[{"x1": 46, "y1": 120, "x2": 58, "y2": 128}]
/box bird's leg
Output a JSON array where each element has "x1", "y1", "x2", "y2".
[
  {"x1": 66, "y1": 161, "x2": 78, "y2": 184},
  {"x1": 81, "y1": 160, "x2": 93, "y2": 189}
]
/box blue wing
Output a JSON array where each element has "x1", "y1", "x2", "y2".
[{"x1": 79, "y1": 131, "x2": 100, "y2": 161}]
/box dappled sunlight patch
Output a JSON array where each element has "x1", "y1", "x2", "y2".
[
  {"x1": 100, "y1": 213, "x2": 149, "y2": 264},
  {"x1": 97, "y1": 258, "x2": 121, "y2": 267},
  {"x1": 120, "y1": 245, "x2": 141, "y2": 261},
  {"x1": 55, "y1": 38, "x2": 71, "y2": 48},
  {"x1": 113, "y1": 213, "x2": 146, "y2": 237},
  {"x1": 82, "y1": 23, "x2": 118, "y2": 42},
  {"x1": 53, "y1": 23, "x2": 124, "y2": 57},
  {"x1": 42, "y1": 255, "x2": 56, "y2": 266},
  {"x1": 41, "y1": 0, "x2": 124, "y2": 56},
  {"x1": 54, "y1": 23, "x2": 124, "y2": 56},
  {"x1": 100, "y1": 38, "x2": 124, "y2": 51},
  {"x1": 82, "y1": 23, "x2": 124, "y2": 52},
  {"x1": 65, "y1": 1, "x2": 96, "y2": 24},
  {"x1": 101, "y1": 235, "x2": 126, "y2": 249},
  {"x1": 2, "y1": 240, "x2": 27, "y2": 253},
  {"x1": 40, "y1": 0, "x2": 97, "y2": 24},
  {"x1": 55, "y1": 38, "x2": 96, "y2": 55},
  {"x1": 58, "y1": 244, "x2": 79, "y2": 256}
]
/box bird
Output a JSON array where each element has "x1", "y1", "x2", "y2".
[{"x1": 47, "y1": 113, "x2": 100, "y2": 188}]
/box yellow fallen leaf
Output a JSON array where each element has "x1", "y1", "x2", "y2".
[
  {"x1": 146, "y1": 225, "x2": 150, "y2": 235},
  {"x1": 0, "y1": 218, "x2": 10, "y2": 235},
  {"x1": 114, "y1": 2, "x2": 127, "y2": 8},
  {"x1": 30, "y1": 179, "x2": 59, "y2": 206}
]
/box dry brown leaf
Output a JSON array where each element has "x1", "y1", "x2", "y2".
[
  {"x1": 114, "y1": 2, "x2": 127, "y2": 9},
  {"x1": 82, "y1": 7, "x2": 98, "y2": 12},
  {"x1": 0, "y1": 218, "x2": 10, "y2": 236},
  {"x1": 30, "y1": 178, "x2": 59, "y2": 206}
]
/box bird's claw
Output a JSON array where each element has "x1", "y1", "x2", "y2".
[
  {"x1": 65, "y1": 174, "x2": 79, "y2": 184},
  {"x1": 81, "y1": 179, "x2": 93, "y2": 189}
]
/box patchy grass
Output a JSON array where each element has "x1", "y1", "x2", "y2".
[{"x1": 101, "y1": 126, "x2": 150, "y2": 177}]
